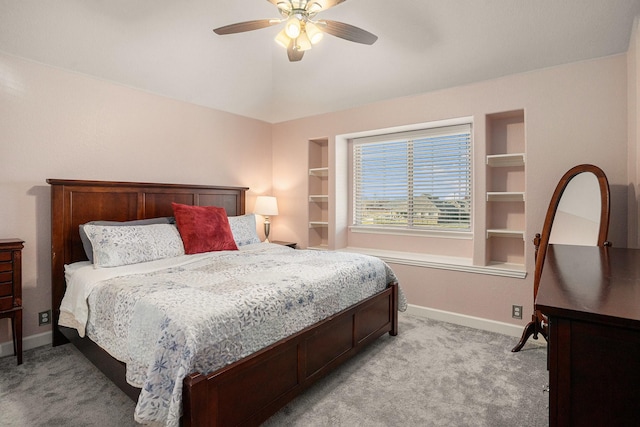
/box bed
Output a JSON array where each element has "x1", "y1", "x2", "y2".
[{"x1": 48, "y1": 179, "x2": 403, "y2": 426}]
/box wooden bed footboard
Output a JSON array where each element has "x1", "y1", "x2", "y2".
[
  {"x1": 183, "y1": 282, "x2": 398, "y2": 427},
  {"x1": 57, "y1": 281, "x2": 398, "y2": 426}
]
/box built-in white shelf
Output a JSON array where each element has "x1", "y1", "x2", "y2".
[
  {"x1": 309, "y1": 221, "x2": 329, "y2": 228},
  {"x1": 486, "y1": 229, "x2": 525, "y2": 240},
  {"x1": 309, "y1": 167, "x2": 329, "y2": 177},
  {"x1": 485, "y1": 110, "x2": 526, "y2": 273},
  {"x1": 486, "y1": 153, "x2": 526, "y2": 167},
  {"x1": 486, "y1": 192, "x2": 525, "y2": 202},
  {"x1": 307, "y1": 244, "x2": 329, "y2": 251},
  {"x1": 309, "y1": 195, "x2": 329, "y2": 202},
  {"x1": 308, "y1": 138, "x2": 330, "y2": 250},
  {"x1": 484, "y1": 261, "x2": 526, "y2": 275}
]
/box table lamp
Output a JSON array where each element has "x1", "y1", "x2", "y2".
[{"x1": 254, "y1": 196, "x2": 279, "y2": 242}]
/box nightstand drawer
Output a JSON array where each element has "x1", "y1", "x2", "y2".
[
  {"x1": 0, "y1": 271, "x2": 12, "y2": 283},
  {"x1": 0, "y1": 282, "x2": 12, "y2": 297},
  {"x1": 0, "y1": 252, "x2": 11, "y2": 262},
  {"x1": 0, "y1": 262, "x2": 12, "y2": 273}
]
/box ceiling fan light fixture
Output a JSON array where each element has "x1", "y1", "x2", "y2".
[
  {"x1": 213, "y1": 0, "x2": 378, "y2": 62},
  {"x1": 307, "y1": 2, "x2": 323, "y2": 14},
  {"x1": 275, "y1": 28, "x2": 291, "y2": 49},
  {"x1": 285, "y1": 16, "x2": 301, "y2": 38},
  {"x1": 276, "y1": 1, "x2": 292, "y2": 13},
  {"x1": 296, "y1": 31, "x2": 312, "y2": 51},
  {"x1": 305, "y1": 21, "x2": 323, "y2": 44}
]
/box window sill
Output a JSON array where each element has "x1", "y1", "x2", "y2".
[
  {"x1": 339, "y1": 247, "x2": 527, "y2": 279},
  {"x1": 349, "y1": 226, "x2": 472, "y2": 239}
]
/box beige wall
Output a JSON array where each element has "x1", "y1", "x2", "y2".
[
  {"x1": 0, "y1": 52, "x2": 273, "y2": 345},
  {"x1": 0, "y1": 48, "x2": 633, "y2": 350},
  {"x1": 272, "y1": 54, "x2": 629, "y2": 328}
]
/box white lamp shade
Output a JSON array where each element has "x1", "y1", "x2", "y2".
[
  {"x1": 296, "y1": 30, "x2": 312, "y2": 51},
  {"x1": 254, "y1": 196, "x2": 279, "y2": 216},
  {"x1": 285, "y1": 16, "x2": 301, "y2": 39},
  {"x1": 275, "y1": 28, "x2": 290, "y2": 49},
  {"x1": 305, "y1": 21, "x2": 323, "y2": 44}
]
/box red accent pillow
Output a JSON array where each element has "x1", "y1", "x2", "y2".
[{"x1": 172, "y1": 203, "x2": 238, "y2": 254}]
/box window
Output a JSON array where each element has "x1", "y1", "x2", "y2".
[{"x1": 352, "y1": 123, "x2": 472, "y2": 232}]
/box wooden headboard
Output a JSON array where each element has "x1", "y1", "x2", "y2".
[{"x1": 47, "y1": 178, "x2": 248, "y2": 345}]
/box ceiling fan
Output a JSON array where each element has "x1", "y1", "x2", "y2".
[{"x1": 213, "y1": 0, "x2": 378, "y2": 62}]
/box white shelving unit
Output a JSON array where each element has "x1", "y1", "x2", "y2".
[
  {"x1": 485, "y1": 110, "x2": 526, "y2": 270},
  {"x1": 309, "y1": 221, "x2": 329, "y2": 227},
  {"x1": 308, "y1": 195, "x2": 329, "y2": 203},
  {"x1": 486, "y1": 153, "x2": 525, "y2": 167},
  {"x1": 308, "y1": 138, "x2": 329, "y2": 250},
  {"x1": 486, "y1": 192, "x2": 525, "y2": 202},
  {"x1": 486, "y1": 229, "x2": 526, "y2": 240},
  {"x1": 309, "y1": 167, "x2": 329, "y2": 177}
]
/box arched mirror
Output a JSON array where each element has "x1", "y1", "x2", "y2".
[{"x1": 511, "y1": 164, "x2": 610, "y2": 352}]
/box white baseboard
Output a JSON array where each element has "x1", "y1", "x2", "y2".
[
  {"x1": 404, "y1": 304, "x2": 546, "y2": 345},
  {"x1": 0, "y1": 331, "x2": 52, "y2": 358},
  {"x1": 1, "y1": 306, "x2": 543, "y2": 358}
]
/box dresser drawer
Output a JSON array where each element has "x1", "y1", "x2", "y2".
[
  {"x1": 0, "y1": 239, "x2": 24, "y2": 365},
  {"x1": 0, "y1": 295, "x2": 13, "y2": 310},
  {"x1": 0, "y1": 262, "x2": 12, "y2": 273},
  {"x1": 0, "y1": 243, "x2": 21, "y2": 312},
  {"x1": 0, "y1": 271, "x2": 12, "y2": 283},
  {"x1": 0, "y1": 282, "x2": 12, "y2": 297}
]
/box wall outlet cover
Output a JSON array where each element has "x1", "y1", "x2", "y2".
[{"x1": 39, "y1": 310, "x2": 51, "y2": 326}]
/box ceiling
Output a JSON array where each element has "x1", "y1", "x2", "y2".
[{"x1": 1, "y1": 0, "x2": 640, "y2": 123}]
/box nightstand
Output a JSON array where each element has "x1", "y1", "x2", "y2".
[
  {"x1": 0, "y1": 239, "x2": 24, "y2": 365},
  {"x1": 271, "y1": 241, "x2": 297, "y2": 249}
]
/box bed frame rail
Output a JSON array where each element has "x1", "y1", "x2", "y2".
[{"x1": 183, "y1": 282, "x2": 398, "y2": 427}]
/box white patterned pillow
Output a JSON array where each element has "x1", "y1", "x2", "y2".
[
  {"x1": 83, "y1": 223, "x2": 185, "y2": 268},
  {"x1": 228, "y1": 214, "x2": 261, "y2": 246}
]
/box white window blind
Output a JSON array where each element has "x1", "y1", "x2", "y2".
[{"x1": 353, "y1": 124, "x2": 472, "y2": 231}]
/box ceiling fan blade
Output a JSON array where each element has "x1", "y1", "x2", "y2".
[
  {"x1": 287, "y1": 40, "x2": 305, "y2": 62},
  {"x1": 317, "y1": 19, "x2": 378, "y2": 45},
  {"x1": 213, "y1": 19, "x2": 280, "y2": 35}
]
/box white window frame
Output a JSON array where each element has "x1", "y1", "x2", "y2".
[{"x1": 350, "y1": 122, "x2": 473, "y2": 237}]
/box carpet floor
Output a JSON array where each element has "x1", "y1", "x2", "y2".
[{"x1": 0, "y1": 313, "x2": 548, "y2": 426}]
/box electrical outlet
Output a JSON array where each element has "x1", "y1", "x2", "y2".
[
  {"x1": 512, "y1": 305, "x2": 523, "y2": 320},
  {"x1": 39, "y1": 310, "x2": 51, "y2": 326}
]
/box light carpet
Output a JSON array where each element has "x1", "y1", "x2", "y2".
[{"x1": 0, "y1": 313, "x2": 548, "y2": 426}]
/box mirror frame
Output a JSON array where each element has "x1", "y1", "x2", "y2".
[
  {"x1": 533, "y1": 164, "x2": 610, "y2": 292},
  {"x1": 512, "y1": 164, "x2": 610, "y2": 352}
]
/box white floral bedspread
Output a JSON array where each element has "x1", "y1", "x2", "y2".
[{"x1": 62, "y1": 243, "x2": 406, "y2": 426}]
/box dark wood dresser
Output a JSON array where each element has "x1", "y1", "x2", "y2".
[
  {"x1": 536, "y1": 244, "x2": 640, "y2": 426},
  {"x1": 0, "y1": 239, "x2": 24, "y2": 365}
]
